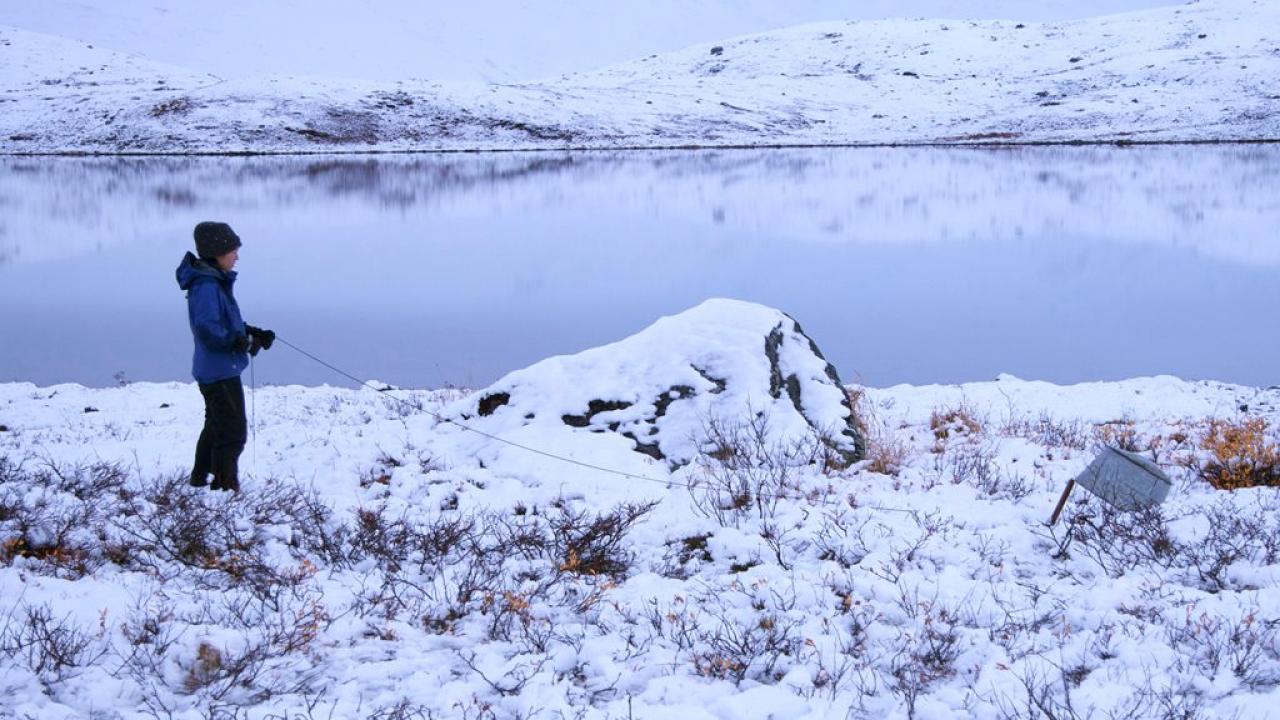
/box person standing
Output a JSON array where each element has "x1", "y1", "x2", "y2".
[{"x1": 175, "y1": 221, "x2": 275, "y2": 492}]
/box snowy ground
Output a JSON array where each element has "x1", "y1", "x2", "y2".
[
  {"x1": 1, "y1": 0, "x2": 1278, "y2": 153},
  {"x1": 2, "y1": 301, "x2": 1279, "y2": 719}
]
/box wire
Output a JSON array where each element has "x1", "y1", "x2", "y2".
[
  {"x1": 271, "y1": 336, "x2": 908, "y2": 513},
  {"x1": 249, "y1": 353, "x2": 257, "y2": 472},
  {"x1": 274, "y1": 336, "x2": 683, "y2": 488}
]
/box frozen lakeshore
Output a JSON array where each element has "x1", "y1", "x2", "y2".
[{"x1": 1, "y1": 300, "x2": 1279, "y2": 719}]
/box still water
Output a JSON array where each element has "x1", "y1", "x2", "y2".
[{"x1": 1, "y1": 146, "x2": 1277, "y2": 389}]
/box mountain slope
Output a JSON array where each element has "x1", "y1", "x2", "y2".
[
  {"x1": 1, "y1": 0, "x2": 1276, "y2": 153},
  {"x1": 0, "y1": 0, "x2": 1184, "y2": 84}
]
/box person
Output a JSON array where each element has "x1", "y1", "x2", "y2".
[{"x1": 175, "y1": 221, "x2": 275, "y2": 492}]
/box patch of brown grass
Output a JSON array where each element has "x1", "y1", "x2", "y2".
[{"x1": 929, "y1": 405, "x2": 983, "y2": 453}]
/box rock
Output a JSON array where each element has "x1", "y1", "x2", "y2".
[{"x1": 457, "y1": 299, "x2": 865, "y2": 470}]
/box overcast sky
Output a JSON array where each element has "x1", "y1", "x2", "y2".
[{"x1": 2, "y1": 0, "x2": 1184, "y2": 82}]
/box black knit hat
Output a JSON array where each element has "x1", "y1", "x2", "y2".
[{"x1": 193, "y1": 221, "x2": 242, "y2": 259}]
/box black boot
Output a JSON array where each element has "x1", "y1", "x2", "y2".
[
  {"x1": 191, "y1": 409, "x2": 214, "y2": 487},
  {"x1": 211, "y1": 454, "x2": 240, "y2": 493}
]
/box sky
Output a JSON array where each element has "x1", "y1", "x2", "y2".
[{"x1": 0, "y1": 0, "x2": 1184, "y2": 82}]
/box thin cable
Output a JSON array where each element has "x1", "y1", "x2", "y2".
[
  {"x1": 275, "y1": 336, "x2": 683, "y2": 488},
  {"x1": 272, "y1": 336, "x2": 904, "y2": 511},
  {"x1": 250, "y1": 353, "x2": 257, "y2": 472}
]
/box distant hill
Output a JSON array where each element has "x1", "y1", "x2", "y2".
[
  {"x1": 0, "y1": 0, "x2": 1179, "y2": 82},
  {"x1": 1, "y1": 0, "x2": 1275, "y2": 152}
]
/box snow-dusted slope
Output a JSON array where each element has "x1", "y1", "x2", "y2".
[
  {"x1": 0, "y1": 1, "x2": 1184, "y2": 84},
  {"x1": 2, "y1": 0, "x2": 1276, "y2": 153}
]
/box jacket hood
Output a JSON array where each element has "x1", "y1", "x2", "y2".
[{"x1": 176, "y1": 251, "x2": 233, "y2": 291}]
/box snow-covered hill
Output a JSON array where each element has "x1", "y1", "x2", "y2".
[
  {"x1": 0, "y1": 1, "x2": 1182, "y2": 85},
  {"x1": 2, "y1": 0, "x2": 1277, "y2": 153}
]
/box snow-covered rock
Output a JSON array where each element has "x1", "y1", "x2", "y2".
[{"x1": 447, "y1": 298, "x2": 866, "y2": 469}]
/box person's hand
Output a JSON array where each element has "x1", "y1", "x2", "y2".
[
  {"x1": 232, "y1": 334, "x2": 252, "y2": 354},
  {"x1": 246, "y1": 325, "x2": 276, "y2": 351}
]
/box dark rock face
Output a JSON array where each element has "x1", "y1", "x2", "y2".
[
  {"x1": 765, "y1": 320, "x2": 865, "y2": 465},
  {"x1": 562, "y1": 399, "x2": 634, "y2": 428},
  {"x1": 456, "y1": 299, "x2": 865, "y2": 470},
  {"x1": 477, "y1": 392, "x2": 510, "y2": 417}
]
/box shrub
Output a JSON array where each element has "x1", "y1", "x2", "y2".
[
  {"x1": 1164, "y1": 605, "x2": 1280, "y2": 689},
  {"x1": 888, "y1": 601, "x2": 963, "y2": 718},
  {"x1": 1092, "y1": 418, "x2": 1145, "y2": 452},
  {"x1": 0, "y1": 603, "x2": 108, "y2": 685},
  {"x1": 1001, "y1": 412, "x2": 1090, "y2": 450},
  {"x1": 863, "y1": 429, "x2": 911, "y2": 477},
  {"x1": 1055, "y1": 499, "x2": 1178, "y2": 577},
  {"x1": 1197, "y1": 417, "x2": 1280, "y2": 489},
  {"x1": 0, "y1": 458, "x2": 133, "y2": 579},
  {"x1": 1176, "y1": 494, "x2": 1280, "y2": 592},
  {"x1": 693, "y1": 413, "x2": 818, "y2": 526},
  {"x1": 929, "y1": 405, "x2": 983, "y2": 453}
]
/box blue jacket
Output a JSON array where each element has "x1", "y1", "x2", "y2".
[{"x1": 176, "y1": 252, "x2": 249, "y2": 384}]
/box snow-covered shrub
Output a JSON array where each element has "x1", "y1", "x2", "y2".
[
  {"x1": 1052, "y1": 490, "x2": 1280, "y2": 593},
  {"x1": 1163, "y1": 604, "x2": 1280, "y2": 690},
  {"x1": 348, "y1": 498, "x2": 654, "y2": 644},
  {"x1": 1091, "y1": 417, "x2": 1145, "y2": 453},
  {"x1": 935, "y1": 439, "x2": 1032, "y2": 500},
  {"x1": 1053, "y1": 498, "x2": 1177, "y2": 578},
  {"x1": 0, "y1": 602, "x2": 108, "y2": 687},
  {"x1": 120, "y1": 585, "x2": 328, "y2": 714},
  {"x1": 650, "y1": 580, "x2": 806, "y2": 686},
  {"x1": 814, "y1": 505, "x2": 874, "y2": 569},
  {"x1": 887, "y1": 600, "x2": 965, "y2": 719},
  {"x1": 929, "y1": 404, "x2": 984, "y2": 453},
  {"x1": 363, "y1": 698, "x2": 437, "y2": 720},
  {"x1": 1174, "y1": 493, "x2": 1280, "y2": 593},
  {"x1": 348, "y1": 503, "x2": 487, "y2": 627},
  {"x1": 120, "y1": 474, "x2": 346, "y2": 599},
  {"x1": 0, "y1": 457, "x2": 133, "y2": 579},
  {"x1": 691, "y1": 412, "x2": 821, "y2": 528},
  {"x1": 1001, "y1": 412, "x2": 1090, "y2": 450}
]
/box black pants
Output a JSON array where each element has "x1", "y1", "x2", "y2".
[{"x1": 192, "y1": 376, "x2": 246, "y2": 490}]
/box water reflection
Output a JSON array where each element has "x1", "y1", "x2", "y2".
[{"x1": 1, "y1": 146, "x2": 1277, "y2": 388}]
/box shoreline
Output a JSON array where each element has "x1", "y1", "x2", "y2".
[{"x1": 3, "y1": 136, "x2": 1279, "y2": 158}]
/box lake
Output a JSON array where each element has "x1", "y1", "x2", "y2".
[{"x1": 1, "y1": 146, "x2": 1277, "y2": 390}]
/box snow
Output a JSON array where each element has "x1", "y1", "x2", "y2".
[
  {"x1": 2, "y1": 0, "x2": 1278, "y2": 716},
  {"x1": 2, "y1": 300, "x2": 1279, "y2": 719},
  {"x1": 2, "y1": 0, "x2": 1278, "y2": 153},
  {"x1": 0, "y1": 1, "x2": 1187, "y2": 85}
]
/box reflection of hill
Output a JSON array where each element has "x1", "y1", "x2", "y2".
[{"x1": 1, "y1": 145, "x2": 1278, "y2": 267}]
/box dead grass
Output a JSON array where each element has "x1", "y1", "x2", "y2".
[{"x1": 929, "y1": 405, "x2": 983, "y2": 453}]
